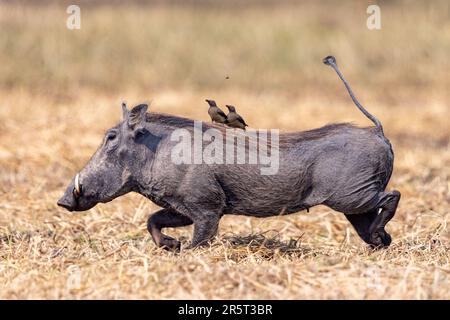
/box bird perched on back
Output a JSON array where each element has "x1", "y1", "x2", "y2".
[
  {"x1": 206, "y1": 99, "x2": 228, "y2": 125},
  {"x1": 225, "y1": 105, "x2": 248, "y2": 130}
]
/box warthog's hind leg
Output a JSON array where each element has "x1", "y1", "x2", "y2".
[
  {"x1": 147, "y1": 208, "x2": 193, "y2": 251},
  {"x1": 368, "y1": 190, "x2": 401, "y2": 248},
  {"x1": 345, "y1": 209, "x2": 377, "y2": 244},
  {"x1": 345, "y1": 190, "x2": 401, "y2": 248}
]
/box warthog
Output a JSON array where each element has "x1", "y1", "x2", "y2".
[{"x1": 58, "y1": 56, "x2": 400, "y2": 250}]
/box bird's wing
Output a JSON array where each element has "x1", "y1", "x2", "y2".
[
  {"x1": 217, "y1": 108, "x2": 227, "y2": 119},
  {"x1": 237, "y1": 115, "x2": 248, "y2": 127}
]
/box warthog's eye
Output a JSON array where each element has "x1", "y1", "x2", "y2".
[{"x1": 106, "y1": 132, "x2": 117, "y2": 141}]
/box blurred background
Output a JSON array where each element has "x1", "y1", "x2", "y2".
[
  {"x1": 0, "y1": 0, "x2": 449, "y2": 299},
  {"x1": 1, "y1": 1, "x2": 449, "y2": 99}
]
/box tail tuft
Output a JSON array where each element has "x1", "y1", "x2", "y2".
[{"x1": 323, "y1": 56, "x2": 336, "y2": 66}]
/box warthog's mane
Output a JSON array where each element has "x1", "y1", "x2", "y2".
[{"x1": 144, "y1": 112, "x2": 369, "y2": 146}]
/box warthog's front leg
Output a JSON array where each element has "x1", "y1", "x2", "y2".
[
  {"x1": 147, "y1": 208, "x2": 193, "y2": 251},
  {"x1": 187, "y1": 213, "x2": 221, "y2": 249}
]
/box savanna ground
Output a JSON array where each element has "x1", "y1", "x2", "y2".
[{"x1": 0, "y1": 0, "x2": 449, "y2": 299}]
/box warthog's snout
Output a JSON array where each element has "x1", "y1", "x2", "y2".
[
  {"x1": 57, "y1": 189, "x2": 77, "y2": 211},
  {"x1": 57, "y1": 173, "x2": 87, "y2": 212}
]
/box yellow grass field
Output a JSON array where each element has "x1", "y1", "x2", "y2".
[{"x1": 0, "y1": 1, "x2": 449, "y2": 299}]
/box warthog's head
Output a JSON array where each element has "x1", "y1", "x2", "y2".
[{"x1": 57, "y1": 103, "x2": 153, "y2": 211}]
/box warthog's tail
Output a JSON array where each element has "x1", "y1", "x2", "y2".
[{"x1": 323, "y1": 55, "x2": 384, "y2": 135}]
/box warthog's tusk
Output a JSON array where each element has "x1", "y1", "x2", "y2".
[{"x1": 74, "y1": 173, "x2": 81, "y2": 197}]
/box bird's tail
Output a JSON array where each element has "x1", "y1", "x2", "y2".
[{"x1": 323, "y1": 56, "x2": 384, "y2": 135}]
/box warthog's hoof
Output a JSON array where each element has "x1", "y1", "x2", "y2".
[
  {"x1": 369, "y1": 229, "x2": 392, "y2": 249},
  {"x1": 159, "y1": 235, "x2": 181, "y2": 252}
]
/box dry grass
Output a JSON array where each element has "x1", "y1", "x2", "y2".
[{"x1": 0, "y1": 1, "x2": 449, "y2": 299}]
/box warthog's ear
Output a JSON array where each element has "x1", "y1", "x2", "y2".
[
  {"x1": 122, "y1": 102, "x2": 129, "y2": 119},
  {"x1": 128, "y1": 103, "x2": 148, "y2": 128}
]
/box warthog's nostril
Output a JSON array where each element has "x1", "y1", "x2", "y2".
[
  {"x1": 73, "y1": 173, "x2": 83, "y2": 199},
  {"x1": 57, "y1": 199, "x2": 74, "y2": 211}
]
